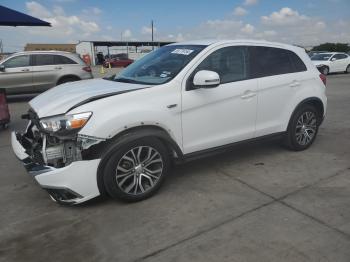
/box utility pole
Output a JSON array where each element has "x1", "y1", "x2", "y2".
[{"x1": 151, "y1": 20, "x2": 154, "y2": 50}]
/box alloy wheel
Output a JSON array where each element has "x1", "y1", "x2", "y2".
[
  {"x1": 115, "y1": 146, "x2": 163, "y2": 195},
  {"x1": 295, "y1": 111, "x2": 317, "y2": 146}
]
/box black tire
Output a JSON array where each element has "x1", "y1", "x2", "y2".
[
  {"x1": 345, "y1": 65, "x2": 350, "y2": 74},
  {"x1": 322, "y1": 66, "x2": 329, "y2": 75},
  {"x1": 103, "y1": 137, "x2": 170, "y2": 202},
  {"x1": 284, "y1": 104, "x2": 320, "y2": 151},
  {"x1": 57, "y1": 76, "x2": 80, "y2": 85}
]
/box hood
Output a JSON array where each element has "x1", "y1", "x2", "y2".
[
  {"x1": 312, "y1": 60, "x2": 330, "y2": 67},
  {"x1": 30, "y1": 78, "x2": 149, "y2": 118}
]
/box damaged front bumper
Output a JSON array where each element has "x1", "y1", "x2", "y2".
[{"x1": 11, "y1": 129, "x2": 102, "y2": 205}]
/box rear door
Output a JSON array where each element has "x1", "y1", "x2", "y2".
[
  {"x1": 31, "y1": 54, "x2": 60, "y2": 92},
  {"x1": 0, "y1": 55, "x2": 33, "y2": 94},
  {"x1": 250, "y1": 46, "x2": 308, "y2": 137}
]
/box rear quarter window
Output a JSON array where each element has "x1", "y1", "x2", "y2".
[
  {"x1": 249, "y1": 46, "x2": 306, "y2": 78},
  {"x1": 54, "y1": 55, "x2": 78, "y2": 64}
]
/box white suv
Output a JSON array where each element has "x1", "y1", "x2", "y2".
[
  {"x1": 12, "y1": 40, "x2": 327, "y2": 205},
  {"x1": 311, "y1": 52, "x2": 350, "y2": 75}
]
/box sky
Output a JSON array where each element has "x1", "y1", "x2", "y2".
[{"x1": 0, "y1": 0, "x2": 350, "y2": 52}]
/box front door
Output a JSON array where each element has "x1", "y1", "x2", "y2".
[
  {"x1": 0, "y1": 55, "x2": 33, "y2": 94},
  {"x1": 181, "y1": 46, "x2": 258, "y2": 154}
]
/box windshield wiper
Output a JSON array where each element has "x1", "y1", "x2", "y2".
[
  {"x1": 114, "y1": 77, "x2": 154, "y2": 85},
  {"x1": 114, "y1": 77, "x2": 139, "y2": 83}
]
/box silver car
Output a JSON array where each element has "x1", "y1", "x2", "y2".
[{"x1": 0, "y1": 51, "x2": 93, "y2": 95}]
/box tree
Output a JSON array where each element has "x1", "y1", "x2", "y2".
[{"x1": 312, "y1": 43, "x2": 350, "y2": 53}]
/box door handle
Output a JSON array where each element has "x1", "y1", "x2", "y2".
[
  {"x1": 241, "y1": 91, "x2": 256, "y2": 99},
  {"x1": 21, "y1": 68, "x2": 30, "y2": 72},
  {"x1": 54, "y1": 67, "x2": 62, "y2": 70},
  {"x1": 289, "y1": 81, "x2": 300, "y2": 88}
]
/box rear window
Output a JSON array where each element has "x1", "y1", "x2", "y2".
[
  {"x1": 249, "y1": 46, "x2": 306, "y2": 78},
  {"x1": 33, "y1": 54, "x2": 55, "y2": 66}
]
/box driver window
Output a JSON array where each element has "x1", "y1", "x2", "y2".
[
  {"x1": 3, "y1": 55, "x2": 30, "y2": 68},
  {"x1": 196, "y1": 46, "x2": 249, "y2": 84}
]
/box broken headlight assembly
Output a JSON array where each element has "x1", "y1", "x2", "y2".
[{"x1": 39, "y1": 112, "x2": 92, "y2": 135}]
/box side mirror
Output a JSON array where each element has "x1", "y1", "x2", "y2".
[
  {"x1": 193, "y1": 70, "x2": 220, "y2": 88},
  {"x1": 0, "y1": 65, "x2": 5, "y2": 72},
  {"x1": 331, "y1": 58, "x2": 337, "y2": 62}
]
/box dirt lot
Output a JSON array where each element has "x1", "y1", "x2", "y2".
[{"x1": 0, "y1": 74, "x2": 349, "y2": 262}]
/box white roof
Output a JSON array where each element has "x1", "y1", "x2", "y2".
[
  {"x1": 13, "y1": 50, "x2": 73, "y2": 55},
  {"x1": 170, "y1": 39, "x2": 295, "y2": 49}
]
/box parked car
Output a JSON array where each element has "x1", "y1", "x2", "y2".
[
  {"x1": 103, "y1": 53, "x2": 134, "y2": 68},
  {"x1": 311, "y1": 52, "x2": 350, "y2": 75},
  {"x1": 0, "y1": 51, "x2": 93, "y2": 95},
  {"x1": 12, "y1": 40, "x2": 327, "y2": 205},
  {"x1": 307, "y1": 51, "x2": 328, "y2": 58}
]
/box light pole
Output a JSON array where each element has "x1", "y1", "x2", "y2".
[{"x1": 151, "y1": 20, "x2": 154, "y2": 50}]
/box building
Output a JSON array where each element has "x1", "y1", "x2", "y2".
[
  {"x1": 76, "y1": 41, "x2": 175, "y2": 66},
  {"x1": 24, "y1": 43, "x2": 76, "y2": 53}
]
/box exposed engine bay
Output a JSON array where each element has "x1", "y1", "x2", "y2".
[{"x1": 19, "y1": 110, "x2": 104, "y2": 168}]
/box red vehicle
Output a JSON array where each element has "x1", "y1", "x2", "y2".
[{"x1": 103, "y1": 53, "x2": 134, "y2": 68}]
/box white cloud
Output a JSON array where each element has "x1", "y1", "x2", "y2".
[
  {"x1": 244, "y1": 0, "x2": 258, "y2": 6},
  {"x1": 92, "y1": 7, "x2": 102, "y2": 15},
  {"x1": 123, "y1": 29, "x2": 132, "y2": 39},
  {"x1": 241, "y1": 23, "x2": 255, "y2": 34},
  {"x1": 26, "y1": 1, "x2": 51, "y2": 18},
  {"x1": 233, "y1": 7, "x2": 247, "y2": 16},
  {"x1": 141, "y1": 26, "x2": 157, "y2": 35},
  {"x1": 261, "y1": 7, "x2": 308, "y2": 26},
  {"x1": 25, "y1": 1, "x2": 100, "y2": 38}
]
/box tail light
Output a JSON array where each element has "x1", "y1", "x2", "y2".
[
  {"x1": 319, "y1": 74, "x2": 326, "y2": 86},
  {"x1": 82, "y1": 66, "x2": 92, "y2": 73}
]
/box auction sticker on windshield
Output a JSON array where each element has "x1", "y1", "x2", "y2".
[{"x1": 171, "y1": 49, "x2": 194, "y2": 55}]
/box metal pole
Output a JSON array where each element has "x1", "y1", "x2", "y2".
[{"x1": 151, "y1": 20, "x2": 154, "y2": 51}]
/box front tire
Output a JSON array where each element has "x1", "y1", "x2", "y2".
[
  {"x1": 284, "y1": 105, "x2": 320, "y2": 151},
  {"x1": 321, "y1": 66, "x2": 329, "y2": 75},
  {"x1": 103, "y1": 137, "x2": 170, "y2": 202}
]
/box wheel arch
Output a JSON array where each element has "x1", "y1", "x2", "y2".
[
  {"x1": 93, "y1": 125, "x2": 183, "y2": 196},
  {"x1": 286, "y1": 97, "x2": 325, "y2": 131},
  {"x1": 56, "y1": 74, "x2": 81, "y2": 85}
]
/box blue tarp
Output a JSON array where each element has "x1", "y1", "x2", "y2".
[{"x1": 0, "y1": 5, "x2": 51, "y2": 26}]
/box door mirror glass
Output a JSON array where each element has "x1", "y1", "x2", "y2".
[
  {"x1": 193, "y1": 70, "x2": 220, "y2": 88},
  {"x1": 0, "y1": 65, "x2": 5, "y2": 72}
]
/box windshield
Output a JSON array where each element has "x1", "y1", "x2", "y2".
[
  {"x1": 311, "y1": 53, "x2": 332, "y2": 61},
  {"x1": 113, "y1": 45, "x2": 206, "y2": 85}
]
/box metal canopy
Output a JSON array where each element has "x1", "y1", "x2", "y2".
[
  {"x1": 0, "y1": 5, "x2": 51, "y2": 27},
  {"x1": 88, "y1": 41, "x2": 175, "y2": 47}
]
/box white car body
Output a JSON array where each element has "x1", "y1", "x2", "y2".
[
  {"x1": 311, "y1": 52, "x2": 350, "y2": 74},
  {"x1": 12, "y1": 40, "x2": 327, "y2": 204}
]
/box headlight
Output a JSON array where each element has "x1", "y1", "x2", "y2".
[{"x1": 40, "y1": 112, "x2": 92, "y2": 133}]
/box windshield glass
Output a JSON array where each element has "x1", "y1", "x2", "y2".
[
  {"x1": 311, "y1": 54, "x2": 332, "y2": 61},
  {"x1": 113, "y1": 45, "x2": 206, "y2": 85}
]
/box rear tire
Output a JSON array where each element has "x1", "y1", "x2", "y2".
[
  {"x1": 284, "y1": 105, "x2": 320, "y2": 151},
  {"x1": 103, "y1": 137, "x2": 170, "y2": 202}
]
